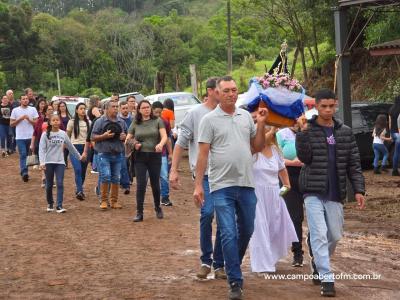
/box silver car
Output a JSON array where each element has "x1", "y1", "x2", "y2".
[{"x1": 146, "y1": 92, "x2": 201, "y2": 127}]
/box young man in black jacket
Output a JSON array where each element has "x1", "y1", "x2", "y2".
[{"x1": 296, "y1": 89, "x2": 366, "y2": 297}]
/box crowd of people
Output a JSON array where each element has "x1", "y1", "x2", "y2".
[{"x1": 8, "y1": 78, "x2": 400, "y2": 299}]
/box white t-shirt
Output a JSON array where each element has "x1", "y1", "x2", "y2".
[
  {"x1": 10, "y1": 106, "x2": 39, "y2": 140},
  {"x1": 372, "y1": 128, "x2": 386, "y2": 144}
]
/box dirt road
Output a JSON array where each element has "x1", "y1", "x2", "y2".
[{"x1": 1, "y1": 154, "x2": 399, "y2": 299}]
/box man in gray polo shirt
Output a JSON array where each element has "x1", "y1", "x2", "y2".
[
  {"x1": 170, "y1": 77, "x2": 226, "y2": 280},
  {"x1": 194, "y1": 76, "x2": 268, "y2": 300}
]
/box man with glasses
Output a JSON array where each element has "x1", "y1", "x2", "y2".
[
  {"x1": 6, "y1": 90, "x2": 18, "y2": 154},
  {"x1": 194, "y1": 76, "x2": 268, "y2": 300},
  {"x1": 91, "y1": 99, "x2": 127, "y2": 210}
]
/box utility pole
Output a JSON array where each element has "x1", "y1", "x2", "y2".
[
  {"x1": 227, "y1": 0, "x2": 232, "y2": 74},
  {"x1": 56, "y1": 69, "x2": 61, "y2": 96}
]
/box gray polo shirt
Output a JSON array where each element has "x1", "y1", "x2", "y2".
[
  {"x1": 176, "y1": 104, "x2": 212, "y2": 173},
  {"x1": 91, "y1": 115, "x2": 127, "y2": 154},
  {"x1": 198, "y1": 105, "x2": 256, "y2": 192}
]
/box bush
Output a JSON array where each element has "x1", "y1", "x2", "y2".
[{"x1": 242, "y1": 55, "x2": 257, "y2": 71}]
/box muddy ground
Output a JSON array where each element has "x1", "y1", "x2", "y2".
[{"x1": 1, "y1": 153, "x2": 399, "y2": 300}]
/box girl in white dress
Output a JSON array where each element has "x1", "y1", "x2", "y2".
[{"x1": 249, "y1": 127, "x2": 298, "y2": 273}]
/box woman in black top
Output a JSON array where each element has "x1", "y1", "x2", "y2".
[
  {"x1": 87, "y1": 95, "x2": 101, "y2": 122},
  {"x1": 58, "y1": 101, "x2": 71, "y2": 167},
  {"x1": 389, "y1": 95, "x2": 400, "y2": 176},
  {"x1": 0, "y1": 95, "x2": 11, "y2": 157}
]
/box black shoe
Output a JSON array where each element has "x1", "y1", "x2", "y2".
[
  {"x1": 373, "y1": 167, "x2": 381, "y2": 174},
  {"x1": 133, "y1": 213, "x2": 143, "y2": 222},
  {"x1": 292, "y1": 253, "x2": 304, "y2": 267},
  {"x1": 76, "y1": 191, "x2": 85, "y2": 201},
  {"x1": 123, "y1": 188, "x2": 130, "y2": 195},
  {"x1": 155, "y1": 207, "x2": 164, "y2": 219},
  {"x1": 381, "y1": 165, "x2": 388, "y2": 172},
  {"x1": 161, "y1": 196, "x2": 173, "y2": 206},
  {"x1": 47, "y1": 204, "x2": 54, "y2": 212},
  {"x1": 392, "y1": 169, "x2": 400, "y2": 176},
  {"x1": 321, "y1": 282, "x2": 336, "y2": 297},
  {"x1": 22, "y1": 174, "x2": 29, "y2": 182},
  {"x1": 229, "y1": 282, "x2": 243, "y2": 300}
]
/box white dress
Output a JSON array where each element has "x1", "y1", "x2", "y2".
[{"x1": 249, "y1": 146, "x2": 298, "y2": 272}]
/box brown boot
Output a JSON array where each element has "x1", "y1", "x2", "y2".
[
  {"x1": 110, "y1": 183, "x2": 122, "y2": 209},
  {"x1": 100, "y1": 183, "x2": 109, "y2": 210}
]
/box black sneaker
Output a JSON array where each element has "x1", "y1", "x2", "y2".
[
  {"x1": 22, "y1": 174, "x2": 29, "y2": 182},
  {"x1": 56, "y1": 206, "x2": 66, "y2": 213},
  {"x1": 320, "y1": 282, "x2": 336, "y2": 297},
  {"x1": 292, "y1": 253, "x2": 304, "y2": 267},
  {"x1": 229, "y1": 282, "x2": 243, "y2": 300},
  {"x1": 161, "y1": 196, "x2": 173, "y2": 206},
  {"x1": 155, "y1": 207, "x2": 164, "y2": 219},
  {"x1": 76, "y1": 191, "x2": 85, "y2": 201},
  {"x1": 123, "y1": 188, "x2": 130, "y2": 195},
  {"x1": 133, "y1": 213, "x2": 143, "y2": 222},
  {"x1": 392, "y1": 169, "x2": 400, "y2": 176},
  {"x1": 47, "y1": 204, "x2": 54, "y2": 212}
]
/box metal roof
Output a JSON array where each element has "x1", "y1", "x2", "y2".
[
  {"x1": 338, "y1": 0, "x2": 400, "y2": 7},
  {"x1": 370, "y1": 39, "x2": 400, "y2": 50}
]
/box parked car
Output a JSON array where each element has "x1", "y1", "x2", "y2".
[
  {"x1": 337, "y1": 102, "x2": 392, "y2": 169},
  {"x1": 51, "y1": 95, "x2": 89, "y2": 117},
  {"x1": 146, "y1": 92, "x2": 201, "y2": 127},
  {"x1": 101, "y1": 92, "x2": 145, "y2": 104}
]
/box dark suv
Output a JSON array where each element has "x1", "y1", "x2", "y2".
[{"x1": 345, "y1": 103, "x2": 392, "y2": 169}]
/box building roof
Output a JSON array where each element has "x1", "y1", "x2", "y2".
[
  {"x1": 338, "y1": 0, "x2": 400, "y2": 7},
  {"x1": 369, "y1": 39, "x2": 400, "y2": 56}
]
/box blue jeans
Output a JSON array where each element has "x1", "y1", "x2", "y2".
[
  {"x1": 200, "y1": 176, "x2": 224, "y2": 269},
  {"x1": 391, "y1": 132, "x2": 400, "y2": 170},
  {"x1": 211, "y1": 186, "x2": 257, "y2": 286},
  {"x1": 120, "y1": 157, "x2": 130, "y2": 189},
  {"x1": 16, "y1": 139, "x2": 31, "y2": 176},
  {"x1": 98, "y1": 152, "x2": 123, "y2": 184},
  {"x1": 304, "y1": 196, "x2": 344, "y2": 283},
  {"x1": 373, "y1": 143, "x2": 388, "y2": 168},
  {"x1": 0, "y1": 124, "x2": 9, "y2": 150},
  {"x1": 8, "y1": 126, "x2": 16, "y2": 152},
  {"x1": 93, "y1": 153, "x2": 100, "y2": 196},
  {"x1": 45, "y1": 164, "x2": 65, "y2": 207},
  {"x1": 160, "y1": 155, "x2": 170, "y2": 198},
  {"x1": 69, "y1": 144, "x2": 88, "y2": 193}
]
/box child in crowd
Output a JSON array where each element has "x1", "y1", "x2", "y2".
[
  {"x1": 372, "y1": 114, "x2": 392, "y2": 174},
  {"x1": 249, "y1": 127, "x2": 298, "y2": 273},
  {"x1": 39, "y1": 114, "x2": 83, "y2": 213}
]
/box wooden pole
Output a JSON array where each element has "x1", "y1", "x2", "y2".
[{"x1": 190, "y1": 64, "x2": 198, "y2": 97}]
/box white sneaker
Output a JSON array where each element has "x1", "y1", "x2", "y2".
[
  {"x1": 56, "y1": 206, "x2": 66, "y2": 213},
  {"x1": 47, "y1": 204, "x2": 54, "y2": 212}
]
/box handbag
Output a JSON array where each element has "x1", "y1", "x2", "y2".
[{"x1": 26, "y1": 150, "x2": 39, "y2": 166}]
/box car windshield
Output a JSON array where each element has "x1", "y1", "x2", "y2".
[
  {"x1": 66, "y1": 103, "x2": 77, "y2": 117},
  {"x1": 158, "y1": 94, "x2": 200, "y2": 106}
]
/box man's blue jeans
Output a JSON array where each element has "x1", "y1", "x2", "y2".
[
  {"x1": 16, "y1": 139, "x2": 31, "y2": 176},
  {"x1": 120, "y1": 157, "x2": 130, "y2": 189},
  {"x1": 211, "y1": 186, "x2": 257, "y2": 286},
  {"x1": 373, "y1": 143, "x2": 389, "y2": 168},
  {"x1": 45, "y1": 163, "x2": 65, "y2": 208},
  {"x1": 98, "y1": 152, "x2": 123, "y2": 184},
  {"x1": 160, "y1": 155, "x2": 169, "y2": 198},
  {"x1": 200, "y1": 176, "x2": 224, "y2": 269},
  {"x1": 304, "y1": 196, "x2": 344, "y2": 283},
  {"x1": 69, "y1": 144, "x2": 88, "y2": 193}
]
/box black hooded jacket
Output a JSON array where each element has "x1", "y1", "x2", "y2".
[{"x1": 295, "y1": 115, "x2": 365, "y2": 202}]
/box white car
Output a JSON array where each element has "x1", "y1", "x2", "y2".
[
  {"x1": 146, "y1": 92, "x2": 201, "y2": 126},
  {"x1": 101, "y1": 92, "x2": 145, "y2": 105},
  {"x1": 51, "y1": 95, "x2": 89, "y2": 117}
]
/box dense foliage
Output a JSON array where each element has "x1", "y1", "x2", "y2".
[{"x1": 0, "y1": 0, "x2": 399, "y2": 100}]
